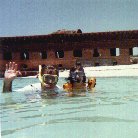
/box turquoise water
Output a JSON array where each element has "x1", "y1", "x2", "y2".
[{"x1": 0, "y1": 77, "x2": 138, "y2": 138}]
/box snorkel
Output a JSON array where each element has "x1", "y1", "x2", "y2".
[{"x1": 38, "y1": 65, "x2": 58, "y2": 89}]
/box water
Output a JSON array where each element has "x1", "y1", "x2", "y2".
[{"x1": 0, "y1": 77, "x2": 138, "y2": 138}]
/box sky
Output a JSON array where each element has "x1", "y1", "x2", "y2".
[{"x1": 0, "y1": 0, "x2": 138, "y2": 37}]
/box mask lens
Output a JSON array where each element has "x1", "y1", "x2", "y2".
[{"x1": 43, "y1": 74, "x2": 58, "y2": 84}]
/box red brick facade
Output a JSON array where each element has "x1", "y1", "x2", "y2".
[{"x1": 0, "y1": 30, "x2": 138, "y2": 74}]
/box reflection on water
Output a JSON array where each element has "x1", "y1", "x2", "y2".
[{"x1": 0, "y1": 77, "x2": 138, "y2": 138}]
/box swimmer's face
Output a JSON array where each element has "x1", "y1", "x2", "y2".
[
  {"x1": 43, "y1": 75, "x2": 58, "y2": 84},
  {"x1": 41, "y1": 66, "x2": 58, "y2": 85}
]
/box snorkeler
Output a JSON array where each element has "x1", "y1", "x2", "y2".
[
  {"x1": 2, "y1": 62, "x2": 60, "y2": 96},
  {"x1": 38, "y1": 64, "x2": 60, "y2": 95},
  {"x1": 63, "y1": 61, "x2": 96, "y2": 95},
  {"x1": 69, "y1": 61, "x2": 86, "y2": 84},
  {"x1": 63, "y1": 61, "x2": 86, "y2": 94}
]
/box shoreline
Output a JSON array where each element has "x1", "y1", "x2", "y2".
[{"x1": 59, "y1": 64, "x2": 138, "y2": 78}]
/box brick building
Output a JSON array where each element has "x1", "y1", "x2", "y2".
[{"x1": 0, "y1": 29, "x2": 138, "y2": 75}]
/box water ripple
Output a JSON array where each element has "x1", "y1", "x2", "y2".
[{"x1": 2, "y1": 116, "x2": 136, "y2": 136}]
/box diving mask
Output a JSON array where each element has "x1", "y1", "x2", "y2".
[
  {"x1": 75, "y1": 71, "x2": 84, "y2": 83},
  {"x1": 42, "y1": 74, "x2": 58, "y2": 84}
]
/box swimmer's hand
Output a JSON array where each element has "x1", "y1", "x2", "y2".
[
  {"x1": 3, "y1": 62, "x2": 21, "y2": 92},
  {"x1": 4, "y1": 62, "x2": 21, "y2": 82}
]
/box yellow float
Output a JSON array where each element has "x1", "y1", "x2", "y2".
[{"x1": 63, "y1": 77, "x2": 96, "y2": 96}]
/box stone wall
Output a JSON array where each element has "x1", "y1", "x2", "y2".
[{"x1": 0, "y1": 47, "x2": 132, "y2": 72}]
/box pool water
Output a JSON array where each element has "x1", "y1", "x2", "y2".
[{"x1": 0, "y1": 77, "x2": 138, "y2": 138}]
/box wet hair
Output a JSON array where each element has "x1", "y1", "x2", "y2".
[{"x1": 41, "y1": 65, "x2": 59, "y2": 76}]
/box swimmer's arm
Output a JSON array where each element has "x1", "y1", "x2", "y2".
[{"x1": 3, "y1": 79, "x2": 12, "y2": 92}]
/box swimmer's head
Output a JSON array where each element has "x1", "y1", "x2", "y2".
[{"x1": 41, "y1": 65, "x2": 59, "y2": 85}]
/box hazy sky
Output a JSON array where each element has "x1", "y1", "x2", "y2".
[{"x1": 0, "y1": 0, "x2": 138, "y2": 36}]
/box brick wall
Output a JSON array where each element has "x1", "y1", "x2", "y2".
[
  {"x1": 99, "y1": 48, "x2": 110, "y2": 58},
  {"x1": 119, "y1": 48, "x2": 131, "y2": 64},
  {"x1": 82, "y1": 48, "x2": 93, "y2": 59},
  {"x1": 0, "y1": 47, "x2": 133, "y2": 72}
]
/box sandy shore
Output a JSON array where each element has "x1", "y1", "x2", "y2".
[{"x1": 59, "y1": 64, "x2": 138, "y2": 77}]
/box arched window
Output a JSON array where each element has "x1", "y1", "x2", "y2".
[
  {"x1": 3, "y1": 51, "x2": 12, "y2": 60},
  {"x1": 132, "y1": 47, "x2": 138, "y2": 56},
  {"x1": 40, "y1": 51, "x2": 47, "y2": 59},
  {"x1": 93, "y1": 49, "x2": 99, "y2": 57},
  {"x1": 110, "y1": 48, "x2": 116, "y2": 56},
  {"x1": 129, "y1": 48, "x2": 133, "y2": 55},
  {"x1": 20, "y1": 51, "x2": 29, "y2": 60},
  {"x1": 73, "y1": 49, "x2": 82, "y2": 57},
  {"x1": 116, "y1": 48, "x2": 120, "y2": 56},
  {"x1": 55, "y1": 50, "x2": 64, "y2": 58},
  {"x1": 110, "y1": 48, "x2": 120, "y2": 56}
]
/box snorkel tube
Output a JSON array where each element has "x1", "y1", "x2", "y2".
[{"x1": 38, "y1": 65, "x2": 45, "y2": 85}]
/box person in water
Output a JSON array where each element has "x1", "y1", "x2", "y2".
[
  {"x1": 63, "y1": 61, "x2": 96, "y2": 96},
  {"x1": 38, "y1": 64, "x2": 59, "y2": 95},
  {"x1": 63, "y1": 61, "x2": 86, "y2": 92},
  {"x1": 68, "y1": 61, "x2": 86, "y2": 84},
  {"x1": 3, "y1": 62, "x2": 59, "y2": 96}
]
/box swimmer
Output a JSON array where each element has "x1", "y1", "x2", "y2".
[
  {"x1": 2, "y1": 62, "x2": 60, "y2": 96},
  {"x1": 38, "y1": 64, "x2": 60, "y2": 96},
  {"x1": 63, "y1": 61, "x2": 87, "y2": 96},
  {"x1": 63, "y1": 61, "x2": 96, "y2": 96},
  {"x1": 68, "y1": 61, "x2": 86, "y2": 84}
]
